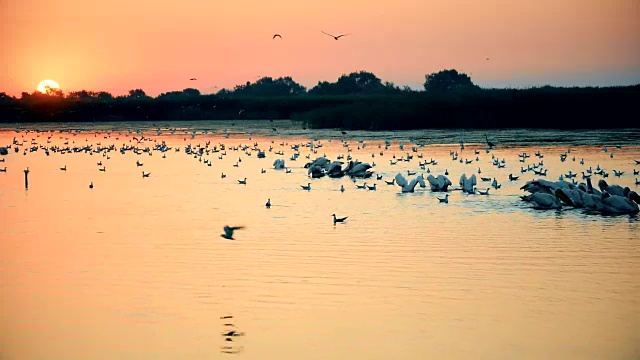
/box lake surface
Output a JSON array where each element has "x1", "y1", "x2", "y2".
[{"x1": 1, "y1": 122, "x2": 639, "y2": 359}]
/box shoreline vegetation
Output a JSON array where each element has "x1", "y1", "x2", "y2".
[{"x1": 1, "y1": 70, "x2": 638, "y2": 130}]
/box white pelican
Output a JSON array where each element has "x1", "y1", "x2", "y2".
[
  {"x1": 598, "y1": 180, "x2": 625, "y2": 196},
  {"x1": 426, "y1": 174, "x2": 451, "y2": 192},
  {"x1": 597, "y1": 190, "x2": 640, "y2": 214},
  {"x1": 395, "y1": 173, "x2": 425, "y2": 193},
  {"x1": 221, "y1": 225, "x2": 244, "y2": 240},
  {"x1": 521, "y1": 190, "x2": 569, "y2": 210},
  {"x1": 459, "y1": 173, "x2": 476, "y2": 194}
]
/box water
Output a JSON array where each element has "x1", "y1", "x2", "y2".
[{"x1": 1, "y1": 122, "x2": 639, "y2": 359}]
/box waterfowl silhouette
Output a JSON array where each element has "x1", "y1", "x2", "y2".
[{"x1": 221, "y1": 226, "x2": 244, "y2": 240}]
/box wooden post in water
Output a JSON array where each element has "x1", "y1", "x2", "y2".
[{"x1": 24, "y1": 167, "x2": 29, "y2": 189}]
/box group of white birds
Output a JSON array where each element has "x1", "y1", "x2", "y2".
[{"x1": 3, "y1": 127, "x2": 639, "y2": 242}]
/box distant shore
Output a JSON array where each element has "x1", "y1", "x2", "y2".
[{"x1": 1, "y1": 85, "x2": 638, "y2": 130}]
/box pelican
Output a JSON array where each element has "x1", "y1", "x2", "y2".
[
  {"x1": 598, "y1": 179, "x2": 625, "y2": 196},
  {"x1": 395, "y1": 173, "x2": 425, "y2": 193},
  {"x1": 221, "y1": 225, "x2": 244, "y2": 240},
  {"x1": 459, "y1": 173, "x2": 476, "y2": 194},
  {"x1": 426, "y1": 174, "x2": 451, "y2": 192},
  {"x1": 597, "y1": 190, "x2": 640, "y2": 214},
  {"x1": 332, "y1": 214, "x2": 348, "y2": 224},
  {"x1": 521, "y1": 189, "x2": 570, "y2": 210}
]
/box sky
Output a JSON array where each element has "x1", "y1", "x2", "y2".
[{"x1": 1, "y1": 0, "x2": 639, "y2": 96}]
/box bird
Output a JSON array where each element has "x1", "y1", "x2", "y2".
[
  {"x1": 221, "y1": 226, "x2": 244, "y2": 240},
  {"x1": 332, "y1": 214, "x2": 348, "y2": 224},
  {"x1": 266, "y1": 198, "x2": 271, "y2": 208},
  {"x1": 322, "y1": 31, "x2": 350, "y2": 40},
  {"x1": 301, "y1": 183, "x2": 311, "y2": 191},
  {"x1": 142, "y1": 171, "x2": 150, "y2": 177},
  {"x1": 273, "y1": 34, "x2": 282, "y2": 39},
  {"x1": 438, "y1": 194, "x2": 449, "y2": 203},
  {"x1": 238, "y1": 178, "x2": 247, "y2": 185},
  {"x1": 89, "y1": 182, "x2": 93, "y2": 189},
  {"x1": 340, "y1": 184, "x2": 345, "y2": 192},
  {"x1": 486, "y1": 57, "x2": 490, "y2": 61},
  {"x1": 189, "y1": 78, "x2": 197, "y2": 80},
  {"x1": 60, "y1": 165, "x2": 66, "y2": 171},
  {"x1": 221, "y1": 172, "x2": 226, "y2": 178}
]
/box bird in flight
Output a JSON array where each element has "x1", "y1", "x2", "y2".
[
  {"x1": 190, "y1": 78, "x2": 197, "y2": 80},
  {"x1": 322, "y1": 31, "x2": 350, "y2": 40},
  {"x1": 221, "y1": 225, "x2": 244, "y2": 240},
  {"x1": 273, "y1": 34, "x2": 282, "y2": 39},
  {"x1": 485, "y1": 57, "x2": 490, "y2": 61}
]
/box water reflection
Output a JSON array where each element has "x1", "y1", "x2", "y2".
[{"x1": 0, "y1": 124, "x2": 639, "y2": 359}]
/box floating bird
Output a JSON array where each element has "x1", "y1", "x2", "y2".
[
  {"x1": 142, "y1": 171, "x2": 150, "y2": 177},
  {"x1": 332, "y1": 214, "x2": 348, "y2": 224},
  {"x1": 438, "y1": 194, "x2": 449, "y2": 203},
  {"x1": 238, "y1": 178, "x2": 247, "y2": 185},
  {"x1": 60, "y1": 165, "x2": 66, "y2": 171},
  {"x1": 322, "y1": 31, "x2": 350, "y2": 40},
  {"x1": 477, "y1": 188, "x2": 490, "y2": 195},
  {"x1": 273, "y1": 34, "x2": 282, "y2": 39},
  {"x1": 221, "y1": 225, "x2": 244, "y2": 240},
  {"x1": 340, "y1": 184, "x2": 345, "y2": 192},
  {"x1": 266, "y1": 198, "x2": 271, "y2": 208},
  {"x1": 221, "y1": 173, "x2": 226, "y2": 178},
  {"x1": 301, "y1": 183, "x2": 311, "y2": 191},
  {"x1": 89, "y1": 182, "x2": 93, "y2": 189}
]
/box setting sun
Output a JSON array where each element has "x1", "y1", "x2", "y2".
[{"x1": 37, "y1": 79, "x2": 60, "y2": 94}]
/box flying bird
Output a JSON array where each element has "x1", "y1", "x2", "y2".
[
  {"x1": 322, "y1": 31, "x2": 350, "y2": 40},
  {"x1": 273, "y1": 34, "x2": 282, "y2": 39},
  {"x1": 190, "y1": 78, "x2": 197, "y2": 80},
  {"x1": 221, "y1": 225, "x2": 245, "y2": 240}
]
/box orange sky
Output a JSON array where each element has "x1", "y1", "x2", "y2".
[{"x1": 1, "y1": 0, "x2": 639, "y2": 96}]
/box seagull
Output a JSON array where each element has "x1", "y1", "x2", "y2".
[
  {"x1": 301, "y1": 183, "x2": 311, "y2": 191},
  {"x1": 142, "y1": 171, "x2": 150, "y2": 177},
  {"x1": 89, "y1": 182, "x2": 93, "y2": 189},
  {"x1": 273, "y1": 34, "x2": 282, "y2": 39},
  {"x1": 189, "y1": 78, "x2": 197, "y2": 80},
  {"x1": 332, "y1": 214, "x2": 348, "y2": 224},
  {"x1": 266, "y1": 198, "x2": 271, "y2": 208},
  {"x1": 238, "y1": 178, "x2": 247, "y2": 185},
  {"x1": 322, "y1": 31, "x2": 350, "y2": 40},
  {"x1": 438, "y1": 194, "x2": 449, "y2": 203},
  {"x1": 221, "y1": 226, "x2": 244, "y2": 240},
  {"x1": 60, "y1": 165, "x2": 66, "y2": 171}
]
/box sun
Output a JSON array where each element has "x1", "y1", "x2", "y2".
[{"x1": 37, "y1": 79, "x2": 60, "y2": 94}]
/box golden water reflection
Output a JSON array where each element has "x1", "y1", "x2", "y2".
[{"x1": 0, "y1": 127, "x2": 639, "y2": 359}]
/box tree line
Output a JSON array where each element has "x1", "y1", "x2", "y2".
[{"x1": 1, "y1": 70, "x2": 638, "y2": 130}]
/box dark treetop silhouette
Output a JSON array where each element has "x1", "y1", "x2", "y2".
[{"x1": 1, "y1": 70, "x2": 638, "y2": 130}]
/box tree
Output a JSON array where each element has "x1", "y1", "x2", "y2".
[
  {"x1": 231, "y1": 76, "x2": 306, "y2": 97},
  {"x1": 309, "y1": 71, "x2": 387, "y2": 95},
  {"x1": 424, "y1": 69, "x2": 476, "y2": 92},
  {"x1": 128, "y1": 89, "x2": 148, "y2": 99},
  {"x1": 96, "y1": 91, "x2": 113, "y2": 100}
]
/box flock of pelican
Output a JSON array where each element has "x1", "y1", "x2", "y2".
[{"x1": 1, "y1": 126, "x2": 639, "y2": 240}]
